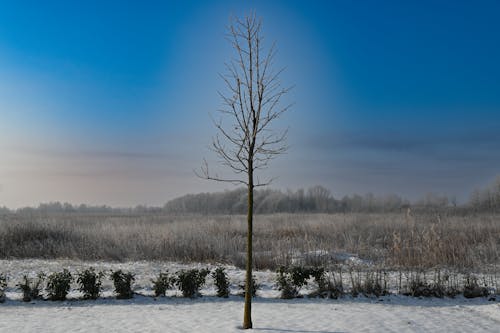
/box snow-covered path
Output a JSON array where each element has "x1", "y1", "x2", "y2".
[{"x1": 1, "y1": 296, "x2": 498, "y2": 333}]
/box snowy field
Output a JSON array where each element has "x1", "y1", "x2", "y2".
[
  {"x1": 1, "y1": 296, "x2": 499, "y2": 332},
  {"x1": 0, "y1": 260, "x2": 499, "y2": 332}
]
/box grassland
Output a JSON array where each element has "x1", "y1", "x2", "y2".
[{"x1": 0, "y1": 212, "x2": 498, "y2": 272}]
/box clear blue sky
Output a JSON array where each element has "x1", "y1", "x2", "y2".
[{"x1": 1, "y1": 0, "x2": 499, "y2": 207}]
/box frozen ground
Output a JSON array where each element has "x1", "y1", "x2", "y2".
[
  {"x1": 0, "y1": 260, "x2": 499, "y2": 332},
  {"x1": 1, "y1": 296, "x2": 499, "y2": 332}
]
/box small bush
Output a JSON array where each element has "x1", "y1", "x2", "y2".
[
  {"x1": 309, "y1": 267, "x2": 326, "y2": 291},
  {"x1": 111, "y1": 270, "x2": 135, "y2": 299},
  {"x1": 212, "y1": 267, "x2": 230, "y2": 298},
  {"x1": 463, "y1": 275, "x2": 489, "y2": 298},
  {"x1": 151, "y1": 271, "x2": 174, "y2": 297},
  {"x1": 239, "y1": 275, "x2": 260, "y2": 298},
  {"x1": 175, "y1": 269, "x2": 209, "y2": 298},
  {"x1": 406, "y1": 278, "x2": 433, "y2": 297},
  {"x1": 364, "y1": 271, "x2": 389, "y2": 297},
  {"x1": 46, "y1": 269, "x2": 73, "y2": 301},
  {"x1": 276, "y1": 266, "x2": 312, "y2": 299},
  {"x1": 76, "y1": 268, "x2": 104, "y2": 300},
  {"x1": 350, "y1": 269, "x2": 388, "y2": 297},
  {"x1": 17, "y1": 273, "x2": 45, "y2": 302},
  {"x1": 405, "y1": 276, "x2": 445, "y2": 298},
  {"x1": 276, "y1": 269, "x2": 297, "y2": 299},
  {"x1": 309, "y1": 268, "x2": 344, "y2": 299},
  {"x1": 0, "y1": 274, "x2": 6, "y2": 303},
  {"x1": 402, "y1": 271, "x2": 459, "y2": 298}
]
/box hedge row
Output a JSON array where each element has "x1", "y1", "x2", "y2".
[
  {"x1": 0, "y1": 266, "x2": 496, "y2": 303},
  {"x1": 0, "y1": 267, "x2": 243, "y2": 302}
]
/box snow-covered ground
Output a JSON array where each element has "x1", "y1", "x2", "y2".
[
  {"x1": 1, "y1": 260, "x2": 499, "y2": 332},
  {"x1": 1, "y1": 295, "x2": 499, "y2": 332}
]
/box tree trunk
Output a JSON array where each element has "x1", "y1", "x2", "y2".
[{"x1": 243, "y1": 168, "x2": 254, "y2": 329}]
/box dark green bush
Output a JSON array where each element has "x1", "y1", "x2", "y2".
[
  {"x1": 17, "y1": 273, "x2": 45, "y2": 302},
  {"x1": 276, "y1": 266, "x2": 312, "y2": 299},
  {"x1": 76, "y1": 268, "x2": 104, "y2": 300},
  {"x1": 46, "y1": 269, "x2": 73, "y2": 301},
  {"x1": 463, "y1": 275, "x2": 489, "y2": 298},
  {"x1": 307, "y1": 267, "x2": 344, "y2": 299},
  {"x1": 238, "y1": 275, "x2": 260, "y2": 298},
  {"x1": 212, "y1": 267, "x2": 230, "y2": 298},
  {"x1": 151, "y1": 271, "x2": 174, "y2": 297},
  {"x1": 111, "y1": 270, "x2": 135, "y2": 299},
  {"x1": 276, "y1": 270, "x2": 297, "y2": 299},
  {"x1": 0, "y1": 274, "x2": 6, "y2": 303},
  {"x1": 309, "y1": 267, "x2": 326, "y2": 291},
  {"x1": 175, "y1": 269, "x2": 209, "y2": 298}
]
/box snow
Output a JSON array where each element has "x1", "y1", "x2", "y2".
[
  {"x1": 1, "y1": 296, "x2": 499, "y2": 332},
  {"x1": 290, "y1": 250, "x2": 372, "y2": 266},
  {"x1": 1, "y1": 260, "x2": 499, "y2": 332}
]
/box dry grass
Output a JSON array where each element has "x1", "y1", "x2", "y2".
[{"x1": 0, "y1": 212, "x2": 498, "y2": 271}]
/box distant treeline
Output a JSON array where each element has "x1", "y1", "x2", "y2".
[
  {"x1": 163, "y1": 186, "x2": 412, "y2": 214},
  {"x1": 469, "y1": 176, "x2": 500, "y2": 211},
  {"x1": 1, "y1": 177, "x2": 499, "y2": 215}
]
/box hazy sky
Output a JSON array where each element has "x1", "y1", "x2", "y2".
[{"x1": 1, "y1": 0, "x2": 499, "y2": 208}]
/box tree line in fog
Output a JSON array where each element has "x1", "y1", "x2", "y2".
[{"x1": 1, "y1": 176, "x2": 499, "y2": 215}]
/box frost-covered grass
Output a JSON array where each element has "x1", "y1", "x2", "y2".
[{"x1": 1, "y1": 213, "x2": 499, "y2": 271}]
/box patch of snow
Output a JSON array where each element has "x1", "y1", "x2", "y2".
[{"x1": 290, "y1": 250, "x2": 372, "y2": 266}]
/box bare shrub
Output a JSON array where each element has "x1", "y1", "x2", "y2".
[
  {"x1": 17, "y1": 273, "x2": 45, "y2": 302},
  {"x1": 350, "y1": 269, "x2": 389, "y2": 297}
]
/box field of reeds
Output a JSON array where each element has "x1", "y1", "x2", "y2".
[{"x1": 0, "y1": 212, "x2": 498, "y2": 272}]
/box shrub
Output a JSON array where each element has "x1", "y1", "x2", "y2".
[
  {"x1": 309, "y1": 267, "x2": 326, "y2": 291},
  {"x1": 76, "y1": 268, "x2": 104, "y2": 300},
  {"x1": 17, "y1": 273, "x2": 45, "y2": 302},
  {"x1": 0, "y1": 274, "x2": 6, "y2": 303},
  {"x1": 175, "y1": 269, "x2": 209, "y2": 298},
  {"x1": 406, "y1": 278, "x2": 433, "y2": 297},
  {"x1": 212, "y1": 267, "x2": 230, "y2": 298},
  {"x1": 276, "y1": 269, "x2": 297, "y2": 299},
  {"x1": 276, "y1": 266, "x2": 312, "y2": 299},
  {"x1": 111, "y1": 270, "x2": 135, "y2": 299},
  {"x1": 46, "y1": 269, "x2": 73, "y2": 301},
  {"x1": 151, "y1": 271, "x2": 174, "y2": 297},
  {"x1": 363, "y1": 271, "x2": 389, "y2": 297},
  {"x1": 239, "y1": 275, "x2": 260, "y2": 298},
  {"x1": 463, "y1": 275, "x2": 489, "y2": 298},
  {"x1": 402, "y1": 270, "x2": 459, "y2": 298},
  {"x1": 350, "y1": 269, "x2": 388, "y2": 297},
  {"x1": 309, "y1": 268, "x2": 344, "y2": 299}
]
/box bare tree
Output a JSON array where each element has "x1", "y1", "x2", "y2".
[{"x1": 198, "y1": 13, "x2": 291, "y2": 329}]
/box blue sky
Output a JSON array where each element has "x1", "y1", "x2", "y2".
[{"x1": 1, "y1": 0, "x2": 499, "y2": 207}]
